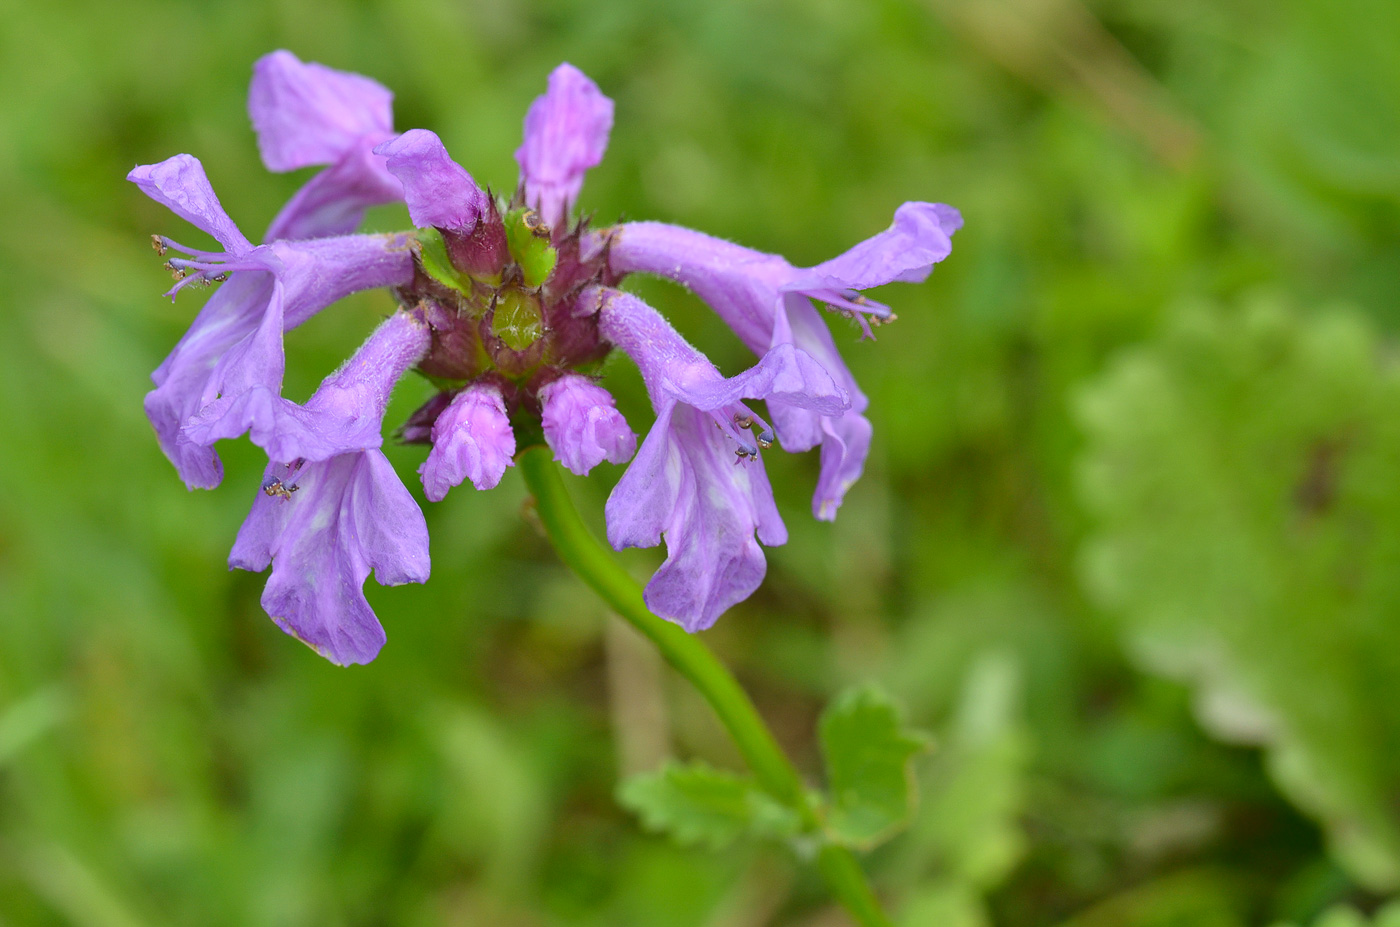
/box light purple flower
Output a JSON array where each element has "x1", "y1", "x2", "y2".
[
  {"x1": 250, "y1": 50, "x2": 404, "y2": 241},
  {"x1": 586, "y1": 287, "x2": 849, "y2": 631},
  {"x1": 603, "y1": 202, "x2": 962, "y2": 519},
  {"x1": 419, "y1": 383, "x2": 517, "y2": 499},
  {"x1": 230, "y1": 310, "x2": 431, "y2": 666},
  {"x1": 515, "y1": 63, "x2": 614, "y2": 231},
  {"x1": 132, "y1": 154, "x2": 415, "y2": 488},
  {"x1": 540, "y1": 374, "x2": 636, "y2": 476}
]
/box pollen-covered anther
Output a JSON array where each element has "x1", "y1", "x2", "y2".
[
  {"x1": 755, "y1": 429, "x2": 774, "y2": 450},
  {"x1": 262, "y1": 478, "x2": 300, "y2": 500},
  {"x1": 151, "y1": 234, "x2": 168, "y2": 256},
  {"x1": 164, "y1": 261, "x2": 187, "y2": 281}
]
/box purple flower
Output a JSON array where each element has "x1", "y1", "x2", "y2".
[
  {"x1": 515, "y1": 63, "x2": 614, "y2": 231},
  {"x1": 540, "y1": 374, "x2": 636, "y2": 476},
  {"x1": 250, "y1": 50, "x2": 404, "y2": 241},
  {"x1": 131, "y1": 154, "x2": 415, "y2": 487},
  {"x1": 603, "y1": 202, "x2": 961, "y2": 519},
  {"x1": 230, "y1": 310, "x2": 431, "y2": 666},
  {"x1": 419, "y1": 383, "x2": 517, "y2": 499},
  {"x1": 586, "y1": 287, "x2": 849, "y2": 630}
]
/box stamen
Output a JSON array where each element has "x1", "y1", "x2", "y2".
[
  {"x1": 161, "y1": 257, "x2": 266, "y2": 299},
  {"x1": 709, "y1": 403, "x2": 775, "y2": 458},
  {"x1": 159, "y1": 237, "x2": 233, "y2": 261},
  {"x1": 803, "y1": 287, "x2": 893, "y2": 321},
  {"x1": 261, "y1": 459, "x2": 307, "y2": 500},
  {"x1": 262, "y1": 478, "x2": 300, "y2": 501},
  {"x1": 151, "y1": 234, "x2": 167, "y2": 256}
]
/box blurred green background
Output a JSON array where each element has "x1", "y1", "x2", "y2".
[{"x1": 3, "y1": 0, "x2": 1400, "y2": 924}]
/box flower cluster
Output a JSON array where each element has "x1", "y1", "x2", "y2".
[{"x1": 132, "y1": 51, "x2": 959, "y2": 664}]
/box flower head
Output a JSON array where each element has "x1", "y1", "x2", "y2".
[{"x1": 137, "y1": 52, "x2": 958, "y2": 660}]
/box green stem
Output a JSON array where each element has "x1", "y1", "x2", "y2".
[{"x1": 518, "y1": 446, "x2": 893, "y2": 927}]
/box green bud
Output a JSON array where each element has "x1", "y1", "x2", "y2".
[
  {"x1": 415, "y1": 230, "x2": 470, "y2": 296},
  {"x1": 491, "y1": 287, "x2": 544, "y2": 351},
  {"x1": 504, "y1": 206, "x2": 558, "y2": 288}
]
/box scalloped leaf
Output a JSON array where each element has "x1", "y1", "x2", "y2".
[
  {"x1": 618, "y1": 760, "x2": 800, "y2": 850},
  {"x1": 820, "y1": 685, "x2": 930, "y2": 849}
]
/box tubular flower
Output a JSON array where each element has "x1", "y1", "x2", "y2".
[
  {"x1": 135, "y1": 52, "x2": 958, "y2": 660},
  {"x1": 231, "y1": 310, "x2": 432, "y2": 666},
  {"x1": 586, "y1": 288, "x2": 847, "y2": 630},
  {"x1": 602, "y1": 202, "x2": 962, "y2": 519},
  {"x1": 132, "y1": 153, "x2": 414, "y2": 488}
]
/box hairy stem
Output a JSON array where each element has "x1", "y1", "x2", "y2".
[{"x1": 518, "y1": 446, "x2": 893, "y2": 927}]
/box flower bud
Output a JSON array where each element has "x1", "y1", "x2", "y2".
[
  {"x1": 419, "y1": 383, "x2": 517, "y2": 499},
  {"x1": 540, "y1": 374, "x2": 636, "y2": 476}
]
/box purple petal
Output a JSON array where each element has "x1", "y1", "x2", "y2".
[
  {"x1": 276, "y1": 309, "x2": 431, "y2": 462},
  {"x1": 606, "y1": 404, "x2": 782, "y2": 632},
  {"x1": 596, "y1": 288, "x2": 798, "y2": 630},
  {"x1": 273, "y1": 234, "x2": 416, "y2": 328},
  {"x1": 375, "y1": 130, "x2": 488, "y2": 233},
  {"x1": 515, "y1": 63, "x2": 614, "y2": 229},
  {"x1": 419, "y1": 383, "x2": 517, "y2": 499},
  {"x1": 604, "y1": 402, "x2": 682, "y2": 551},
  {"x1": 791, "y1": 201, "x2": 959, "y2": 292},
  {"x1": 263, "y1": 145, "x2": 404, "y2": 241},
  {"x1": 605, "y1": 222, "x2": 787, "y2": 353},
  {"x1": 174, "y1": 239, "x2": 418, "y2": 463},
  {"x1": 128, "y1": 154, "x2": 252, "y2": 253},
  {"x1": 769, "y1": 296, "x2": 872, "y2": 519},
  {"x1": 540, "y1": 374, "x2": 636, "y2": 475},
  {"x1": 591, "y1": 287, "x2": 847, "y2": 417},
  {"x1": 230, "y1": 449, "x2": 429, "y2": 666},
  {"x1": 249, "y1": 50, "x2": 394, "y2": 172},
  {"x1": 814, "y1": 411, "x2": 873, "y2": 521}
]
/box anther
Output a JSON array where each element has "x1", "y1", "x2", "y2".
[
  {"x1": 733, "y1": 414, "x2": 754, "y2": 430},
  {"x1": 755, "y1": 430, "x2": 774, "y2": 450},
  {"x1": 262, "y1": 478, "x2": 300, "y2": 501},
  {"x1": 151, "y1": 234, "x2": 167, "y2": 256},
  {"x1": 164, "y1": 262, "x2": 187, "y2": 281}
]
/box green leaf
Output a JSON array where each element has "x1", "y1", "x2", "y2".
[
  {"x1": 819, "y1": 685, "x2": 930, "y2": 849},
  {"x1": 618, "y1": 760, "x2": 800, "y2": 850},
  {"x1": 1077, "y1": 298, "x2": 1400, "y2": 890}
]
